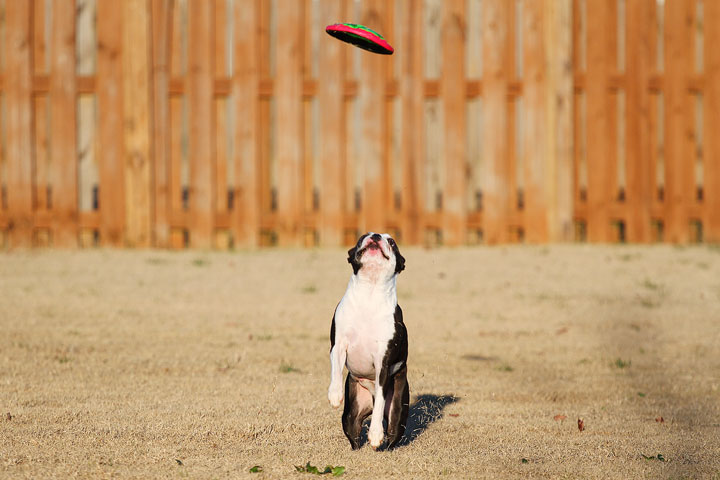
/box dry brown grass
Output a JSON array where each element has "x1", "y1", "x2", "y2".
[{"x1": 1, "y1": 245, "x2": 719, "y2": 479}]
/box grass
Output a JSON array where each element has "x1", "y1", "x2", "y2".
[{"x1": 0, "y1": 246, "x2": 718, "y2": 479}]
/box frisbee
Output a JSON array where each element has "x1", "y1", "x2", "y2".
[{"x1": 325, "y1": 23, "x2": 394, "y2": 55}]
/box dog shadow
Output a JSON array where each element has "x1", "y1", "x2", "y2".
[{"x1": 356, "y1": 393, "x2": 459, "y2": 450}]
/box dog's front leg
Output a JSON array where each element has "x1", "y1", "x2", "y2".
[
  {"x1": 367, "y1": 358, "x2": 387, "y2": 449},
  {"x1": 328, "y1": 341, "x2": 347, "y2": 408}
]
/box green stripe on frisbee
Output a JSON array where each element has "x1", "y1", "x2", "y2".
[{"x1": 325, "y1": 23, "x2": 394, "y2": 55}]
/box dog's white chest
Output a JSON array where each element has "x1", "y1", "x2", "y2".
[{"x1": 336, "y1": 302, "x2": 395, "y2": 381}]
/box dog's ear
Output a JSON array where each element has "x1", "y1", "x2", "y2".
[
  {"x1": 347, "y1": 246, "x2": 361, "y2": 274},
  {"x1": 390, "y1": 240, "x2": 405, "y2": 274}
]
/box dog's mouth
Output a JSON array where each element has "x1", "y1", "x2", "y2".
[{"x1": 357, "y1": 241, "x2": 390, "y2": 260}]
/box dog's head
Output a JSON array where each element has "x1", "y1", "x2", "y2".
[{"x1": 347, "y1": 232, "x2": 405, "y2": 278}]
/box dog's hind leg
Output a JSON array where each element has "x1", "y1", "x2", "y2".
[
  {"x1": 342, "y1": 374, "x2": 373, "y2": 449},
  {"x1": 384, "y1": 366, "x2": 409, "y2": 449}
]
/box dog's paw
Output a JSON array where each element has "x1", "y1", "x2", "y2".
[
  {"x1": 368, "y1": 424, "x2": 384, "y2": 449},
  {"x1": 328, "y1": 385, "x2": 344, "y2": 408}
]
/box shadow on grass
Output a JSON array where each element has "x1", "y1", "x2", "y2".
[{"x1": 395, "y1": 393, "x2": 459, "y2": 448}]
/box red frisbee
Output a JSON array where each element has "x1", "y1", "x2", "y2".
[{"x1": 325, "y1": 23, "x2": 394, "y2": 55}]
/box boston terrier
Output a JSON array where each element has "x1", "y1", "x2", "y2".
[{"x1": 328, "y1": 232, "x2": 409, "y2": 450}]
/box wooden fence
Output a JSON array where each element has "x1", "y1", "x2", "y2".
[{"x1": 0, "y1": 0, "x2": 717, "y2": 249}]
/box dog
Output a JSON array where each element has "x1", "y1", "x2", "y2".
[{"x1": 327, "y1": 232, "x2": 409, "y2": 450}]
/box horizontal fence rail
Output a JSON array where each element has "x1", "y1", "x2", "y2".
[{"x1": 0, "y1": 0, "x2": 717, "y2": 249}]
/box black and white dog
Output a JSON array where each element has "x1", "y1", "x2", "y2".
[{"x1": 328, "y1": 232, "x2": 409, "y2": 450}]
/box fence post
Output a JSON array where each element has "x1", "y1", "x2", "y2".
[
  {"x1": 123, "y1": 0, "x2": 153, "y2": 247},
  {"x1": 482, "y1": 0, "x2": 511, "y2": 244},
  {"x1": 4, "y1": 1, "x2": 33, "y2": 248},
  {"x1": 706, "y1": 1, "x2": 720, "y2": 243},
  {"x1": 441, "y1": 0, "x2": 467, "y2": 246}
]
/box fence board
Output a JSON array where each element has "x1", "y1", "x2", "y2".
[
  {"x1": 4, "y1": 1, "x2": 34, "y2": 247},
  {"x1": 34, "y1": 96, "x2": 49, "y2": 215},
  {"x1": 275, "y1": 0, "x2": 303, "y2": 246},
  {"x1": 441, "y1": 0, "x2": 466, "y2": 245},
  {"x1": 122, "y1": 0, "x2": 152, "y2": 247},
  {"x1": 624, "y1": 0, "x2": 652, "y2": 242},
  {"x1": 482, "y1": 0, "x2": 511, "y2": 244},
  {"x1": 664, "y1": 0, "x2": 694, "y2": 243},
  {"x1": 399, "y1": 0, "x2": 424, "y2": 244},
  {"x1": 522, "y1": 0, "x2": 547, "y2": 243},
  {"x1": 97, "y1": 0, "x2": 125, "y2": 246},
  {"x1": 151, "y1": 0, "x2": 172, "y2": 247},
  {"x1": 584, "y1": 0, "x2": 612, "y2": 242},
  {"x1": 188, "y1": 0, "x2": 214, "y2": 248},
  {"x1": 706, "y1": 0, "x2": 720, "y2": 242},
  {"x1": 232, "y1": 0, "x2": 260, "y2": 247},
  {"x1": 317, "y1": 0, "x2": 345, "y2": 246},
  {"x1": 49, "y1": 0, "x2": 78, "y2": 247}
]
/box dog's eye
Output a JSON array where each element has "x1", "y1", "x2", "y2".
[{"x1": 388, "y1": 238, "x2": 395, "y2": 246}]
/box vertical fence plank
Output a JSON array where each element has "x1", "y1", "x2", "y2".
[
  {"x1": 318, "y1": 0, "x2": 345, "y2": 246},
  {"x1": 50, "y1": 0, "x2": 78, "y2": 247},
  {"x1": 522, "y1": 0, "x2": 547, "y2": 243},
  {"x1": 4, "y1": 0, "x2": 34, "y2": 247},
  {"x1": 275, "y1": 0, "x2": 303, "y2": 246},
  {"x1": 482, "y1": 0, "x2": 511, "y2": 244},
  {"x1": 233, "y1": 0, "x2": 260, "y2": 247},
  {"x1": 151, "y1": 0, "x2": 172, "y2": 247},
  {"x1": 358, "y1": 0, "x2": 388, "y2": 234},
  {"x1": 584, "y1": 0, "x2": 612, "y2": 242},
  {"x1": 97, "y1": 0, "x2": 126, "y2": 246},
  {"x1": 187, "y1": 0, "x2": 214, "y2": 248},
  {"x1": 122, "y1": 0, "x2": 152, "y2": 247},
  {"x1": 664, "y1": 0, "x2": 694, "y2": 243},
  {"x1": 34, "y1": 96, "x2": 49, "y2": 215},
  {"x1": 400, "y1": 0, "x2": 424, "y2": 244},
  {"x1": 705, "y1": 0, "x2": 720, "y2": 242},
  {"x1": 441, "y1": 0, "x2": 466, "y2": 245},
  {"x1": 625, "y1": 0, "x2": 652, "y2": 242},
  {"x1": 543, "y1": 0, "x2": 573, "y2": 242}
]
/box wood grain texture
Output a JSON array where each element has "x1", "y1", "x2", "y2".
[{"x1": 4, "y1": 0, "x2": 34, "y2": 247}]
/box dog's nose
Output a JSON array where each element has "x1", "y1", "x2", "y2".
[{"x1": 371, "y1": 233, "x2": 382, "y2": 242}]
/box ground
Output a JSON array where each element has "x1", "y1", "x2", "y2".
[{"x1": 1, "y1": 245, "x2": 719, "y2": 479}]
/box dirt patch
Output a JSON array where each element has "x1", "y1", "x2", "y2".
[{"x1": 1, "y1": 246, "x2": 719, "y2": 478}]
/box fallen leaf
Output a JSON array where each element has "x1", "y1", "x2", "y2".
[
  {"x1": 249, "y1": 465, "x2": 263, "y2": 473},
  {"x1": 655, "y1": 416, "x2": 664, "y2": 423},
  {"x1": 448, "y1": 413, "x2": 459, "y2": 417},
  {"x1": 554, "y1": 414, "x2": 567, "y2": 421},
  {"x1": 5, "y1": 413, "x2": 12, "y2": 421},
  {"x1": 556, "y1": 327, "x2": 568, "y2": 335},
  {"x1": 175, "y1": 459, "x2": 183, "y2": 466},
  {"x1": 521, "y1": 458, "x2": 529, "y2": 464},
  {"x1": 578, "y1": 418, "x2": 585, "y2": 432}
]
